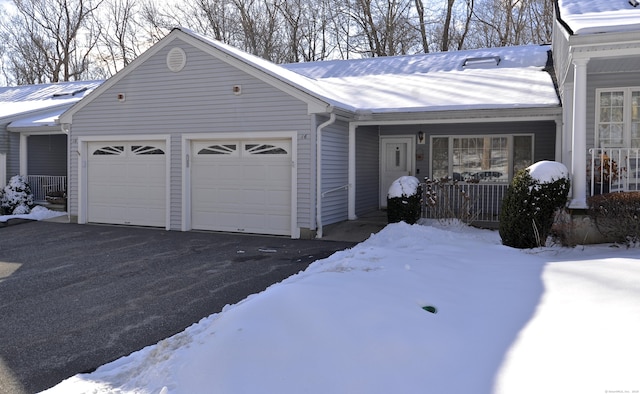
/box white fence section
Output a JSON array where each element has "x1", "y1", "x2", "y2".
[
  {"x1": 421, "y1": 181, "x2": 508, "y2": 224},
  {"x1": 589, "y1": 148, "x2": 640, "y2": 195},
  {"x1": 26, "y1": 175, "x2": 67, "y2": 203}
]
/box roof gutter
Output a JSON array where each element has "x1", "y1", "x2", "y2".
[{"x1": 315, "y1": 110, "x2": 336, "y2": 239}]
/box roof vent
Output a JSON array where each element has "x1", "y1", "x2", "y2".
[
  {"x1": 462, "y1": 56, "x2": 501, "y2": 69},
  {"x1": 630, "y1": 0, "x2": 639, "y2": 7},
  {"x1": 167, "y1": 47, "x2": 187, "y2": 72},
  {"x1": 52, "y1": 87, "x2": 89, "y2": 98}
]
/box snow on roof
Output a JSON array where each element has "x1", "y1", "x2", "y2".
[
  {"x1": 557, "y1": 0, "x2": 640, "y2": 35},
  {"x1": 0, "y1": 80, "x2": 103, "y2": 119},
  {"x1": 180, "y1": 28, "x2": 558, "y2": 114},
  {"x1": 7, "y1": 107, "x2": 64, "y2": 129},
  {"x1": 283, "y1": 45, "x2": 559, "y2": 113}
]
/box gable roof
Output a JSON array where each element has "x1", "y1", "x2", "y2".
[
  {"x1": 181, "y1": 28, "x2": 559, "y2": 114},
  {"x1": 0, "y1": 80, "x2": 103, "y2": 121},
  {"x1": 283, "y1": 45, "x2": 559, "y2": 113},
  {"x1": 60, "y1": 28, "x2": 559, "y2": 122},
  {"x1": 557, "y1": 0, "x2": 640, "y2": 35}
]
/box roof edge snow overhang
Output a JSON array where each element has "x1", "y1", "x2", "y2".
[
  {"x1": 7, "y1": 124, "x2": 66, "y2": 134},
  {"x1": 1, "y1": 102, "x2": 75, "y2": 125},
  {"x1": 349, "y1": 106, "x2": 563, "y2": 126}
]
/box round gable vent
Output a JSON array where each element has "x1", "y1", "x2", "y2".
[{"x1": 167, "y1": 47, "x2": 186, "y2": 72}]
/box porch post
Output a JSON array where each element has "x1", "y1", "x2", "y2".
[
  {"x1": 19, "y1": 134, "x2": 28, "y2": 176},
  {"x1": 348, "y1": 123, "x2": 357, "y2": 220},
  {"x1": 569, "y1": 58, "x2": 589, "y2": 209}
]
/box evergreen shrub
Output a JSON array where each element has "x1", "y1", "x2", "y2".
[
  {"x1": 387, "y1": 176, "x2": 422, "y2": 224},
  {"x1": 1, "y1": 175, "x2": 35, "y2": 215},
  {"x1": 499, "y1": 168, "x2": 570, "y2": 248}
]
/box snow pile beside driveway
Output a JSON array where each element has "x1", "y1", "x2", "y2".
[
  {"x1": 0, "y1": 205, "x2": 66, "y2": 223},
  {"x1": 43, "y1": 221, "x2": 640, "y2": 394}
]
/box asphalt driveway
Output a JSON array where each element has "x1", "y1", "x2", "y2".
[{"x1": 0, "y1": 221, "x2": 355, "y2": 394}]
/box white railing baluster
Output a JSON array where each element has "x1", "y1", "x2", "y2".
[{"x1": 26, "y1": 175, "x2": 67, "y2": 203}]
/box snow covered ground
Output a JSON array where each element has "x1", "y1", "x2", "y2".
[
  {"x1": 0, "y1": 205, "x2": 66, "y2": 223},
  {"x1": 41, "y1": 220, "x2": 640, "y2": 394}
]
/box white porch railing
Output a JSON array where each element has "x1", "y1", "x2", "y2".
[
  {"x1": 588, "y1": 148, "x2": 640, "y2": 195},
  {"x1": 26, "y1": 175, "x2": 67, "y2": 203},
  {"x1": 421, "y1": 181, "x2": 508, "y2": 224}
]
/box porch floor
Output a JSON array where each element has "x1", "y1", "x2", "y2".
[{"x1": 322, "y1": 210, "x2": 388, "y2": 243}]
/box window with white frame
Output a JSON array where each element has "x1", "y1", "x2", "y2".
[
  {"x1": 430, "y1": 134, "x2": 533, "y2": 183},
  {"x1": 596, "y1": 88, "x2": 640, "y2": 148}
]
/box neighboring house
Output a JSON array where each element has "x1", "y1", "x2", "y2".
[
  {"x1": 0, "y1": 81, "x2": 102, "y2": 202},
  {"x1": 553, "y1": 0, "x2": 640, "y2": 207},
  {"x1": 59, "y1": 27, "x2": 561, "y2": 238}
]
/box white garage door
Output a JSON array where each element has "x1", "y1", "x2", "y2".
[
  {"x1": 191, "y1": 139, "x2": 292, "y2": 235},
  {"x1": 87, "y1": 141, "x2": 167, "y2": 227}
]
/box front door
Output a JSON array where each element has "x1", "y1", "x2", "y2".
[{"x1": 380, "y1": 136, "x2": 415, "y2": 208}]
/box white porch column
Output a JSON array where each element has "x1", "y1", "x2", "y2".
[
  {"x1": 19, "y1": 134, "x2": 28, "y2": 175},
  {"x1": 569, "y1": 58, "x2": 589, "y2": 209},
  {"x1": 348, "y1": 123, "x2": 357, "y2": 220}
]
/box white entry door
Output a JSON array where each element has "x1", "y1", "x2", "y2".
[{"x1": 380, "y1": 136, "x2": 415, "y2": 207}]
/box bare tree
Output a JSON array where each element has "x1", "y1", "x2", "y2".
[
  {"x1": 414, "y1": 0, "x2": 430, "y2": 53},
  {"x1": 346, "y1": 0, "x2": 418, "y2": 57},
  {"x1": 8, "y1": 0, "x2": 103, "y2": 82},
  {"x1": 0, "y1": 12, "x2": 51, "y2": 84},
  {"x1": 93, "y1": 0, "x2": 147, "y2": 77},
  {"x1": 470, "y1": 0, "x2": 545, "y2": 47},
  {"x1": 441, "y1": 0, "x2": 455, "y2": 51}
]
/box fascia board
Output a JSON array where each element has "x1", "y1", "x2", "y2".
[{"x1": 353, "y1": 106, "x2": 563, "y2": 126}]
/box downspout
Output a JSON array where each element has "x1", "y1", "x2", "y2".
[
  {"x1": 61, "y1": 122, "x2": 71, "y2": 222},
  {"x1": 316, "y1": 111, "x2": 336, "y2": 239}
]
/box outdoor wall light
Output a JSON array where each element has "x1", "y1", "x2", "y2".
[{"x1": 417, "y1": 131, "x2": 425, "y2": 144}]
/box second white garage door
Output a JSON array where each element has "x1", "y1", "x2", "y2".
[
  {"x1": 191, "y1": 139, "x2": 292, "y2": 235},
  {"x1": 87, "y1": 141, "x2": 167, "y2": 227}
]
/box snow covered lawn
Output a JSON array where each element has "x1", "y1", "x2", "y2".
[{"x1": 43, "y1": 221, "x2": 640, "y2": 394}]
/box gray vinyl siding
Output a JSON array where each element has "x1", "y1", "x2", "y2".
[
  {"x1": 355, "y1": 125, "x2": 379, "y2": 215},
  {"x1": 585, "y1": 71, "x2": 640, "y2": 150},
  {"x1": 321, "y1": 120, "x2": 349, "y2": 226},
  {"x1": 27, "y1": 134, "x2": 67, "y2": 176},
  {"x1": 380, "y1": 121, "x2": 557, "y2": 178},
  {"x1": 68, "y1": 38, "x2": 313, "y2": 230},
  {"x1": 6, "y1": 132, "x2": 20, "y2": 178}
]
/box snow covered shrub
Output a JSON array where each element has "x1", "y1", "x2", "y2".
[
  {"x1": 588, "y1": 192, "x2": 640, "y2": 246},
  {"x1": 499, "y1": 161, "x2": 570, "y2": 249},
  {"x1": 1, "y1": 175, "x2": 35, "y2": 215},
  {"x1": 387, "y1": 176, "x2": 422, "y2": 224}
]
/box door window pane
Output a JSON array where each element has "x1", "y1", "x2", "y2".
[
  {"x1": 598, "y1": 90, "x2": 625, "y2": 147},
  {"x1": 513, "y1": 136, "x2": 533, "y2": 174},
  {"x1": 431, "y1": 137, "x2": 449, "y2": 180}
]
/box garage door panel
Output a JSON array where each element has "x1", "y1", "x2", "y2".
[
  {"x1": 191, "y1": 139, "x2": 292, "y2": 235},
  {"x1": 87, "y1": 141, "x2": 166, "y2": 227}
]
